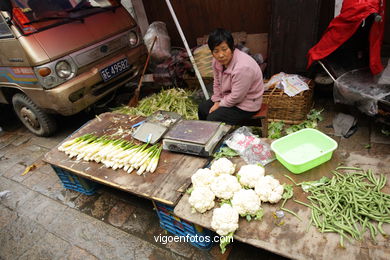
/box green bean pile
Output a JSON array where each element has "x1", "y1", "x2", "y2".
[
  {"x1": 113, "y1": 88, "x2": 199, "y2": 120},
  {"x1": 295, "y1": 167, "x2": 390, "y2": 247}
]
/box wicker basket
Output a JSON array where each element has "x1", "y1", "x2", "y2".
[
  {"x1": 194, "y1": 44, "x2": 213, "y2": 78},
  {"x1": 263, "y1": 80, "x2": 314, "y2": 124}
]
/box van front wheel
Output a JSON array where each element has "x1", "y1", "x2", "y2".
[{"x1": 12, "y1": 93, "x2": 57, "y2": 136}]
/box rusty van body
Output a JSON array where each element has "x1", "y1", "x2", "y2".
[{"x1": 0, "y1": 0, "x2": 146, "y2": 136}]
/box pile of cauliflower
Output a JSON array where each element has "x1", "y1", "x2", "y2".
[{"x1": 188, "y1": 157, "x2": 285, "y2": 241}]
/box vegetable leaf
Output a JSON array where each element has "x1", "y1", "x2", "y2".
[
  {"x1": 300, "y1": 176, "x2": 330, "y2": 192},
  {"x1": 254, "y1": 208, "x2": 264, "y2": 220},
  {"x1": 268, "y1": 121, "x2": 285, "y2": 139},
  {"x1": 282, "y1": 184, "x2": 294, "y2": 200},
  {"x1": 381, "y1": 129, "x2": 390, "y2": 136},
  {"x1": 186, "y1": 187, "x2": 194, "y2": 195},
  {"x1": 220, "y1": 232, "x2": 234, "y2": 254},
  {"x1": 307, "y1": 109, "x2": 324, "y2": 122},
  {"x1": 219, "y1": 199, "x2": 232, "y2": 206},
  {"x1": 213, "y1": 147, "x2": 239, "y2": 159}
]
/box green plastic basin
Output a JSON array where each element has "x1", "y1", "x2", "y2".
[{"x1": 270, "y1": 128, "x2": 338, "y2": 174}]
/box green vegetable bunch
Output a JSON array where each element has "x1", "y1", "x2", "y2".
[
  {"x1": 285, "y1": 109, "x2": 324, "y2": 135},
  {"x1": 268, "y1": 121, "x2": 285, "y2": 139},
  {"x1": 113, "y1": 88, "x2": 199, "y2": 119},
  {"x1": 268, "y1": 109, "x2": 324, "y2": 139}
]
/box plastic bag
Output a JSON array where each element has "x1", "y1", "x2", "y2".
[
  {"x1": 144, "y1": 21, "x2": 171, "y2": 64},
  {"x1": 225, "y1": 127, "x2": 275, "y2": 166},
  {"x1": 0, "y1": 190, "x2": 11, "y2": 200},
  {"x1": 334, "y1": 68, "x2": 390, "y2": 116},
  {"x1": 378, "y1": 59, "x2": 390, "y2": 84}
]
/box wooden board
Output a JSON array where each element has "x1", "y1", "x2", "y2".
[
  {"x1": 43, "y1": 112, "x2": 208, "y2": 206},
  {"x1": 142, "y1": 0, "x2": 269, "y2": 47},
  {"x1": 268, "y1": 0, "x2": 321, "y2": 76},
  {"x1": 174, "y1": 154, "x2": 390, "y2": 259},
  {"x1": 245, "y1": 33, "x2": 268, "y2": 59}
]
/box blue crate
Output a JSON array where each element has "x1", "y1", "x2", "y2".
[
  {"x1": 51, "y1": 165, "x2": 100, "y2": 195},
  {"x1": 155, "y1": 202, "x2": 215, "y2": 250}
]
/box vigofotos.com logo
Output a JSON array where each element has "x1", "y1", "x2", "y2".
[{"x1": 154, "y1": 234, "x2": 233, "y2": 245}]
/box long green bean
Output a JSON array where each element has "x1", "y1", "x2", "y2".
[{"x1": 297, "y1": 167, "x2": 389, "y2": 247}]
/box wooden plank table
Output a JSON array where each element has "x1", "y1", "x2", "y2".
[
  {"x1": 174, "y1": 153, "x2": 390, "y2": 259},
  {"x1": 43, "y1": 112, "x2": 208, "y2": 206}
]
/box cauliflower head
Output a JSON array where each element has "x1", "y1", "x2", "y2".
[
  {"x1": 255, "y1": 175, "x2": 284, "y2": 203},
  {"x1": 210, "y1": 174, "x2": 241, "y2": 200},
  {"x1": 231, "y1": 189, "x2": 261, "y2": 216},
  {"x1": 211, "y1": 204, "x2": 239, "y2": 236},
  {"x1": 237, "y1": 164, "x2": 265, "y2": 188},
  {"x1": 188, "y1": 186, "x2": 215, "y2": 213},
  {"x1": 191, "y1": 168, "x2": 216, "y2": 188},
  {"x1": 210, "y1": 158, "x2": 235, "y2": 176}
]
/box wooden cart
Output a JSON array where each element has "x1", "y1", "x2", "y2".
[
  {"x1": 43, "y1": 112, "x2": 208, "y2": 206},
  {"x1": 174, "y1": 156, "x2": 390, "y2": 260}
]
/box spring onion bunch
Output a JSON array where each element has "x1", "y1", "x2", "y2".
[
  {"x1": 295, "y1": 167, "x2": 390, "y2": 247},
  {"x1": 58, "y1": 134, "x2": 162, "y2": 175}
]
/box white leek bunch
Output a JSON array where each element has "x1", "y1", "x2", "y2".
[{"x1": 58, "y1": 134, "x2": 163, "y2": 175}]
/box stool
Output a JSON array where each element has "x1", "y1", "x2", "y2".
[{"x1": 242, "y1": 103, "x2": 269, "y2": 137}]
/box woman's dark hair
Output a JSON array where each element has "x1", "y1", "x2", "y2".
[{"x1": 207, "y1": 28, "x2": 235, "y2": 52}]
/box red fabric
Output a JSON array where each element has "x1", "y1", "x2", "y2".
[{"x1": 307, "y1": 0, "x2": 386, "y2": 75}]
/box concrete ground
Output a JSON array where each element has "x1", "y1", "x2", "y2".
[{"x1": 0, "y1": 92, "x2": 389, "y2": 260}]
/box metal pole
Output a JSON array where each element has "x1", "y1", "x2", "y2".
[
  {"x1": 318, "y1": 60, "x2": 337, "y2": 82},
  {"x1": 164, "y1": 0, "x2": 210, "y2": 100}
]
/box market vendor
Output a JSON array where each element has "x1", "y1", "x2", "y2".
[{"x1": 198, "y1": 28, "x2": 264, "y2": 125}]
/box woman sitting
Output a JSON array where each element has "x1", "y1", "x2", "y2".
[{"x1": 198, "y1": 28, "x2": 264, "y2": 125}]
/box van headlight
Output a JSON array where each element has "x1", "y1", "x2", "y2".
[
  {"x1": 129, "y1": 31, "x2": 138, "y2": 46},
  {"x1": 56, "y1": 60, "x2": 73, "y2": 78},
  {"x1": 34, "y1": 56, "x2": 77, "y2": 89}
]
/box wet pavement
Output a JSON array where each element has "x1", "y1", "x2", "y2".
[{"x1": 0, "y1": 94, "x2": 389, "y2": 260}]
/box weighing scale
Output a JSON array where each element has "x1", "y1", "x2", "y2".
[
  {"x1": 132, "y1": 111, "x2": 181, "y2": 144},
  {"x1": 162, "y1": 120, "x2": 232, "y2": 157}
]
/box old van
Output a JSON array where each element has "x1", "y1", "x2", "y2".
[{"x1": 0, "y1": 0, "x2": 146, "y2": 136}]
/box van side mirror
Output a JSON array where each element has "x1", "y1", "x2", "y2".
[{"x1": 0, "y1": 0, "x2": 12, "y2": 13}]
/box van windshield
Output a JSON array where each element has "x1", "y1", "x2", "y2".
[{"x1": 12, "y1": 0, "x2": 120, "y2": 34}]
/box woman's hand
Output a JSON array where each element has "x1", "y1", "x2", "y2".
[{"x1": 209, "y1": 102, "x2": 220, "y2": 113}]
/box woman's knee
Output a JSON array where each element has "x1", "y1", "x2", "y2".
[
  {"x1": 198, "y1": 100, "x2": 213, "y2": 120},
  {"x1": 206, "y1": 110, "x2": 224, "y2": 122}
]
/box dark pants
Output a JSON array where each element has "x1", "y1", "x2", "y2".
[{"x1": 198, "y1": 99, "x2": 256, "y2": 125}]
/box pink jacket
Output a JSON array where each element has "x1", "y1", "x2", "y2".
[{"x1": 211, "y1": 49, "x2": 264, "y2": 112}]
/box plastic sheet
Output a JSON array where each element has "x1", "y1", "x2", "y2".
[
  {"x1": 144, "y1": 21, "x2": 171, "y2": 64},
  {"x1": 378, "y1": 59, "x2": 390, "y2": 84},
  {"x1": 225, "y1": 127, "x2": 275, "y2": 166},
  {"x1": 334, "y1": 68, "x2": 390, "y2": 116}
]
